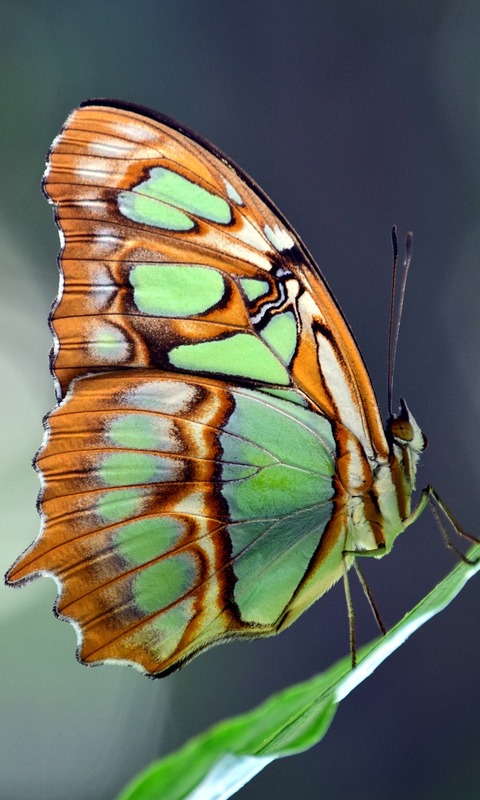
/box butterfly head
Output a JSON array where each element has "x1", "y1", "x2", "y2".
[{"x1": 387, "y1": 398, "x2": 427, "y2": 491}]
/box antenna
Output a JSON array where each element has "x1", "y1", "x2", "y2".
[{"x1": 387, "y1": 227, "x2": 413, "y2": 417}]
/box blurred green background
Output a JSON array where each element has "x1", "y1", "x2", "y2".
[{"x1": 1, "y1": 2, "x2": 479, "y2": 798}]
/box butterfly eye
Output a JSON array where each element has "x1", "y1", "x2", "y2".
[
  {"x1": 389, "y1": 417, "x2": 414, "y2": 442},
  {"x1": 388, "y1": 397, "x2": 427, "y2": 452},
  {"x1": 388, "y1": 411, "x2": 427, "y2": 453}
]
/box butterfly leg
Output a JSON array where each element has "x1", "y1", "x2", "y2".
[
  {"x1": 407, "y1": 486, "x2": 480, "y2": 565},
  {"x1": 352, "y1": 561, "x2": 386, "y2": 636},
  {"x1": 342, "y1": 555, "x2": 357, "y2": 668},
  {"x1": 342, "y1": 545, "x2": 389, "y2": 667}
]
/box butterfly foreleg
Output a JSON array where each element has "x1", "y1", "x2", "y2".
[{"x1": 407, "y1": 486, "x2": 480, "y2": 566}]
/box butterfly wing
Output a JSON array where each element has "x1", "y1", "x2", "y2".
[
  {"x1": 44, "y1": 100, "x2": 388, "y2": 459},
  {"x1": 7, "y1": 101, "x2": 390, "y2": 674},
  {"x1": 11, "y1": 371, "x2": 341, "y2": 675}
]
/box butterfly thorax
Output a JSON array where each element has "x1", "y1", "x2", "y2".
[{"x1": 333, "y1": 398, "x2": 426, "y2": 560}]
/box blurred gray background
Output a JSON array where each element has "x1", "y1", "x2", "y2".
[{"x1": 1, "y1": 2, "x2": 479, "y2": 799}]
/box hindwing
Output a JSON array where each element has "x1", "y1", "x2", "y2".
[{"x1": 12, "y1": 372, "x2": 341, "y2": 675}]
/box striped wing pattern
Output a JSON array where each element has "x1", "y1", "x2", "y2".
[{"x1": 6, "y1": 102, "x2": 408, "y2": 675}]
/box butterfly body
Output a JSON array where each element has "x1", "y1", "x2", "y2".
[{"x1": 7, "y1": 101, "x2": 426, "y2": 675}]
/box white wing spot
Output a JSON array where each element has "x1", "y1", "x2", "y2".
[
  {"x1": 74, "y1": 199, "x2": 106, "y2": 210},
  {"x1": 86, "y1": 140, "x2": 133, "y2": 157},
  {"x1": 237, "y1": 218, "x2": 272, "y2": 253},
  {"x1": 74, "y1": 157, "x2": 111, "y2": 181},
  {"x1": 93, "y1": 231, "x2": 123, "y2": 251},
  {"x1": 110, "y1": 121, "x2": 158, "y2": 143},
  {"x1": 173, "y1": 490, "x2": 206, "y2": 515},
  {"x1": 124, "y1": 380, "x2": 199, "y2": 414},
  {"x1": 224, "y1": 179, "x2": 243, "y2": 205},
  {"x1": 264, "y1": 224, "x2": 295, "y2": 252},
  {"x1": 89, "y1": 265, "x2": 117, "y2": 310},
  {"x1": 89, "y1": 322, "x2": 129, "y2": 363}
]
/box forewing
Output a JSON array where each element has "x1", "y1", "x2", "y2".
[{"x1": 44, "y1": 100, "x2": 387, "y2": 458}]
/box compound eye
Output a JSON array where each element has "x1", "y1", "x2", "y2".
[{"x1": 389, "y1": 417, "x2": 414, "y2": 442}]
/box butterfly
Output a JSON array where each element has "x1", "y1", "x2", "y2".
[{"x1": 6, "y1": 99, "x2": 471, "y2": 677}]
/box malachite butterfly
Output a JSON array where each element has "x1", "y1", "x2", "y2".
[{"x1": 6, "y1": 100, "x2": 476, "y2": 677}]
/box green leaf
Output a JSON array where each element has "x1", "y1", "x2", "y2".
[{"x1": 116, "y1": 544, "x2": 480, "y2": 800}]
